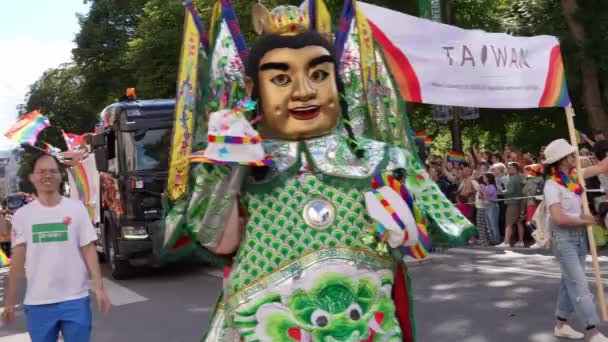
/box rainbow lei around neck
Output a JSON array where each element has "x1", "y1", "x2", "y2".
[{"x1": 551, "y1": 168, "x2": 583, "y2": 195}]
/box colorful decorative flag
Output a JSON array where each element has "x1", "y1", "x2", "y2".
[
  {"x1": 0, "y1": 248, "x2": 9, "y2": 267},
  {"x1": 167, "y1": 2, "x2": 202, "y2": 201},
  {"x1": 415, "y1": 130, "x2": 427, "y2": 143},
  {"x1": 424, "y1": 137, "x2": 433, "y2": 148},
  {"x1": 62, "y1": 130, "x2": 85, "y2": 151},
  {"x1": 448, "y1": 151, "x2": 465, "y2": 163},
  {"x1": 44, "y1": 142, "x2": 62, "y2": 156},
  {"x1": 4, "y1": 110, "x2": 50, "y2": 146}
]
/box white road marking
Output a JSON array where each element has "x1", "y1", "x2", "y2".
[
  {"x1": 460, "y1": 263, "x2": 608, "y2": 285},
  {"x1": 206, "y1": 269, "x2": 224, "y2": 279},
  {"x1": 90, "y1": 278, "x2": 148, "y2": 306},
  {"x1": 0, "y1": 333, "x2": 30, "y2": 342}
]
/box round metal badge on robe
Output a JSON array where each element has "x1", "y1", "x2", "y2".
[{"x1": 302, "y1": 198, "x2": 335, "y2": 229}]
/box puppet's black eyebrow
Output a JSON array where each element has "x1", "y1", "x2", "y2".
[
  {"x1": 308, "y1": 55, "x2": 334, "y2": 68},
  {"x1": 259, "y1": 62, "x2": 289, "y2": 71}
]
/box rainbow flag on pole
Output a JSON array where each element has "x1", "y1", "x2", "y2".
[
  {"x1": 4, "y1": 110, "x2": 50, "y2": 145},
  {"x1": 415, "y1": 130, "x2": 427, "y2": 144},
  {"x1": 68, "y1": 163, "x2": 94, "y2": 220},
  {"x1": 0, "y1": 248, "x2": 9, "y2": 267},
  {"x1": 448, "y1": 151, "x2": 465, "y2": 163},
  {"x1": 424, "y1": 137, "x2": 433, "y2": 148}
]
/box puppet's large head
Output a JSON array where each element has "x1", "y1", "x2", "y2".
[{"x1": 245, "y1": 4, "x2": 345, "y2": 142}]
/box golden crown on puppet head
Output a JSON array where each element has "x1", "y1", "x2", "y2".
[{"x1": 252, "y1": 4, "x2": 310, "y2": 36}]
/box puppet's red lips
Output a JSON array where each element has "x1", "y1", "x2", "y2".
[{"x1": 289, "y1": 106, "x2": 320, "y2": 120}]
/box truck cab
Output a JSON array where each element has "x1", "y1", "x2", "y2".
[{"x1": 91, "y1": 93, "x2": 174, "y2": 279}]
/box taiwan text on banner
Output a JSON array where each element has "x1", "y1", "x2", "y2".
[
  {"x1": 360, "y1": 2, "x2": 570, "y2": 109},
  {"x1": 167, "y1": 7, "x2": 200, "y2": 200}
]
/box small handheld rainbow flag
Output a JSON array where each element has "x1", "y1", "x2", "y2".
[
  {"x1": 448, "y1": 151, "x2": 465, "y2": 163},
  {"x1": 0, "y1": 248, "x2": 9, "y2": 267},
  {"x1": 44, "y1": 142, "x2": 62, "y2": 156},
  {"x1": 424, "y1": 137, "x2": 433, "y2": 148},
  {"x1": 575, "y1": 130, "x2": 586, "y2": 145},
  {"x1": 415, "y1": 130, "x2": 427, "y2": 144},
  {"x1": 4, "y1": 110, "x2": 50, "y2": 146}
]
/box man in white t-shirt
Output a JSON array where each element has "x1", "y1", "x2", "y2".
[{"x1": 1, "y1": 154, "x2": 110, "y2": 342}]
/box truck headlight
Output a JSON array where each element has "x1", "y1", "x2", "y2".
[{"x1": 121, "y1": 226, "x2": 149, "y2": 239}]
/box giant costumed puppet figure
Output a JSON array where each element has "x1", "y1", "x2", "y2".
[{"x1": 162, "y1": 1, "x2": 476, "y2": 341}]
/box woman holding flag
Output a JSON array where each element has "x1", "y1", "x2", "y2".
[{"x1": 543, "y1": 139, "x2": 608, "y2": 341}]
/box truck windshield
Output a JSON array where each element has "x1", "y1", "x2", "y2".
[{"x1": 122, "y1": 128, "x2": 171, "y2": 171}]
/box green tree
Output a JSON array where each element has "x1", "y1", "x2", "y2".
[
  {"x1": 126, "y1": 0, "x2": 185, "y2": 99},
  {"x1": 24, "y1": 64, "x2": 95, "y2": 149},
  {"x1": 73, "y1": 0, "x2": 149, "y2": 110}
]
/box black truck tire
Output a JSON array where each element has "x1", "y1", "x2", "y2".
[{"x1": 105, "y1": 221, "x2": 132, "y2": 280}]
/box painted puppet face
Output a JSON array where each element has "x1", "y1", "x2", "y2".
[{"x1": 249, "y1": 45, "x2": 340, "y2": 140}]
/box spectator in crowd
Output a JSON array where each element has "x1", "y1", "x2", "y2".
[
  {"x1": 472, "y1": 175, "x2": 491, "y2": 246},
  {"x1": 594, "y1": 128, "x2": 605, "y2": 142},
  {"x1": 543, "y1": 139, "x2": 608, "y2": 341},
  {"x1": 593, "y1": 141, "x2": 608, "y2": 210},
  {"x1": 492, "y1": 163, "x2": 509, "y2": 192},
  {"x1": 497, "y1": 162, "x2": 526, "y2": 248},
  {"x1": 480, "y1": 173, "x2": 500, "y2": 244},
  {"x1": 490, "y1": 153, "x2": 504, "y2": 165},
  {"x1": 430, "y1": 165, "x2": 451, "y2": 198},
  {"x1": 522, "y1": 164, "x2": 544, "y2": 228},
  {"x1": 458, "y1": 163, "x2": 475, "y2": 206}
]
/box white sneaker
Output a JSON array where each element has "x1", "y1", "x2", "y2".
[
  {"x1": 495, "y1": 242, "x2": 510, "y2": 248},
  {"x1": 554, "y1": 324, "x2": 584, "y2": 339},
  {"x1": 590, "y1": 332, "x2": 608, "y2": 342},
  {"x1": 514, "y1": 241, "x2": 525, "y2": 248},
  {"x1": 529, "y1": 242, "x2": 541, "y2": 249}
]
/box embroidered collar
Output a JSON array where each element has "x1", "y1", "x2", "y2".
[{"x1": 253, "y1": 133, "x2": 387, "y2": 181}]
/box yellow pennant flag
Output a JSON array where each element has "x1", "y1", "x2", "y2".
[{"x1": 167, "y1": 7, "x2": 200, "y2": 200}]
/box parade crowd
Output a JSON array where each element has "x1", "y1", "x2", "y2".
[{"x1": 425, "y1": 129, "x2": 608, "y2": 248}]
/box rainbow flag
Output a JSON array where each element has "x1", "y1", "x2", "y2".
[
  {"x1": 424, "y1": 137, "x2": 433, "y2": 148},
  {"x1": 44, "y1": 142, "x2": 62, "y2": 156},
  {"x1": 68, "y1": 163, "x2": 94, "y2": 220},
  {"x1": 4, "y1": 110, "x2": 50, "y2": 145},
  {"x1": 448, "y1": 151, "x2": 465, "y2": 163},
  {"x1": 415, "y1": 130, "x2": 427, "y2": 143},
  {"x1": 0, "y1": 248, "x2": 9, "y2": 267},
  {"x1": 62, "y1": 130, "x2": 85, "y2": 151},
  {"x1": 575, "y1": 130, "x2": 585, "y2": 145}
]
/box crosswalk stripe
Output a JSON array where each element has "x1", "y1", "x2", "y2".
[
  {"x1": 93, "y1": 278, "x2": 148, "y2": 306},
  {"x1": 0, "y1": 333, "x2": 30, "y2": 341}
]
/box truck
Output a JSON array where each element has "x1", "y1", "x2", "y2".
[{"x1": 90, "y1": 90, "x2": 175, "y2": 279}]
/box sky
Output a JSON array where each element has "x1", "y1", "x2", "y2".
[{"x1": 0, "y1": 0, "x2": 90, "y2": 151}]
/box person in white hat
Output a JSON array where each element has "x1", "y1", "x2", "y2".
[{"x1": 543, "y1": 138, "x2": 608, "y2": 341}]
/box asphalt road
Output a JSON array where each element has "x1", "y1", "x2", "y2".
[{"x1": 1, "y1": 247, "x2": 608, "y2": 341}]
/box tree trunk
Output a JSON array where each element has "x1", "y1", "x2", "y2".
[{"x1": 561, "y1": 0, "x2": 608, "y2": 135}]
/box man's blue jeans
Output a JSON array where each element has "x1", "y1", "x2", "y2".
[{"x1": 552, "y1": 228, "x2": 600, "y2": 327}]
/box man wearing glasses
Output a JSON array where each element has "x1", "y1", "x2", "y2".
[{"x1": 1, "y1": 154, "x2": 110, "y2": 342}]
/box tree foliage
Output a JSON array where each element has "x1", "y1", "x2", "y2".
[{"x1": 15, "y1": 0, "x2": 608, "y2": 164}]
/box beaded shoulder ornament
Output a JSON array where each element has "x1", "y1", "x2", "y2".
[{"x1": 550, "y1": 168, "x2": 583, "y2": 195}]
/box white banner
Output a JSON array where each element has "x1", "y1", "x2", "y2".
[{"x1": 360, "y1": 2, "x2": 571, "y2": 109}]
